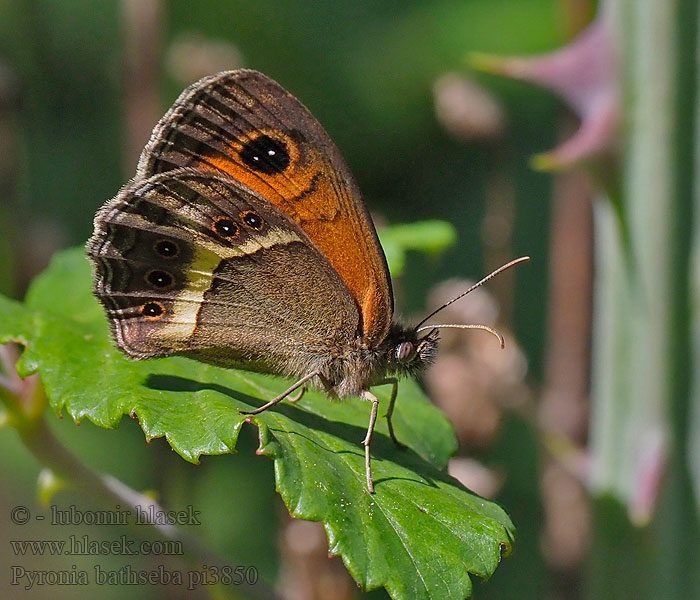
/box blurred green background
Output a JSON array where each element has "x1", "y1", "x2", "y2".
[{"x1": 1, "y1": 0, "x2": 697, "y2": 599}]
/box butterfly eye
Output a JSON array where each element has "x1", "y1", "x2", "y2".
[
  {"x1": 140, "y1": 301, "x2": 165, "y2": 319},
  {"x1": 241, "y1": 211, "x2": 264, "y2": 231},
  {"x1": 153, "y1": 239, "x2": 179, "y2": 258},
  {"x1": 145, "y1": 270, "x2": 174, "y2": 289},
  {"x1": 395, "y1": 341, "x2": 416, "y2": 362},
  {"x1": 212, "y1": 217, "x2": 239, "y2": 239},
  {"x1": 239, "y1": 135, "x2": 290, "y2": 174}
]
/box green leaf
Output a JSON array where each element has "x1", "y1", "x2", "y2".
[
  {"x1": 0, "y1": 247, "x2": 514, "y2": 599},
  {"x1": 379, "y1": 220, "x2": 457, "y2": 277}
]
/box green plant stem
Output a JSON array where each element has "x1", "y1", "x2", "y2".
[{"x1": 589, "y1": 0, "x2": 700, "y2": 598}]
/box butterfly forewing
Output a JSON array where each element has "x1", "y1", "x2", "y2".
[{"x1": 136, "y1": 69, "x2": 393, "y2": 344}]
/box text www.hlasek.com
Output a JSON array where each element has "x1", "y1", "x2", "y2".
[{"x1": 10, "y1": 535, "x2": 182, "y2": 556}]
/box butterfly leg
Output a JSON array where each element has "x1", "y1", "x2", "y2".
[
  {"x1": 378, "y1": 377, "x2": 406, "y2": 450},
  {"x1": 286, "y1": 372, "x2": 334, "y2": 400},
  {"x1": 287, "y1": 387, "x2": 306, "y2": 403},
  {"x1": 240, "y1": 370, "x2": 319, "y2": 415},
  {"x1": 360, "y1": 390, "x2": 380, "y2": 493}
]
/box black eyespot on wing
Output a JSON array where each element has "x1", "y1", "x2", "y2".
[
  {"x1": 153, "y1": 239, "x2": 179, "y2": 258},
  {"x1": 241, "y1": 211, "x2": 264, "y2": 231},
  {"x1": 239, "y1": 135, "x2": 290, "y2": 174},
  {"x1": 212, "y1": 217, "x2": 239, "y2": 239},
  {"x1": 141, "y1": 301, "x2": 165, "y2": 319},
  {"x1": 146, "y1": 270, "x2": 174, "y2": 289}
]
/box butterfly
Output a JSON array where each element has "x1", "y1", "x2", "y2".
[{"x1": 87, "y1": 69, "x2": 527, "y2": 492}]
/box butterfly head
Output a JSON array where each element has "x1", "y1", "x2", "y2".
[{"x1": 385, "y1": 324, "x2": 439, "y2": 378}]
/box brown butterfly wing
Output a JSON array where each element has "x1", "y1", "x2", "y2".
[
  {"x1": 87, "y1": 168, "x2": 360, "y2": 376},
  {"x1": 136, "y1": 69, "x2": 393, "y2": 345}
]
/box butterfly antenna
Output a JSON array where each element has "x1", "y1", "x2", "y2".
[
  {"x1": 415, "y1": 256, "x2": 531, "y2": 331},
  {"x1": 415, "y1": 323, "x2": 505, "y2": 348}
]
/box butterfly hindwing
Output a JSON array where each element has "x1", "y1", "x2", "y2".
[{"x1": 88, "y1": 168, "x2": 360, "y2": 373}]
